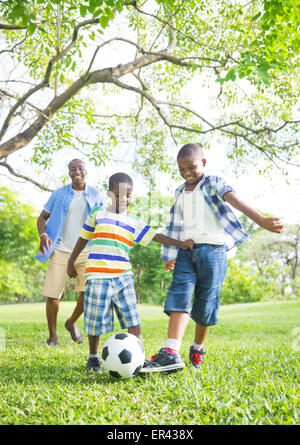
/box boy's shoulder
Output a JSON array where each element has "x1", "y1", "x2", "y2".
[
  {"x1": 203, "y1": 175, "x2": 226, "y2": 185},
  {"x1": 175, "y1": 175, "x2": 226, "y2": 192}
]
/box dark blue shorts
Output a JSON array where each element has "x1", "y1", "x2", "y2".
[{"x1": 164, "y1": 244, "x2": 228, "y2": 326}]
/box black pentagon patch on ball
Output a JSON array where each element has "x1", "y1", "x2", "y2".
[
  {"x1": 115, "y1": 333, "x2": 128, "y2": 340},
  {"x1": 133, "y1": 365, "x2": 142, "y2": 376},
  {"x1": 109, "y1": 370, "x2": 122, "y2": 379},
  {"x1": 118, "y1": 349, "x2": 132, "y2": 364},
  {"x1": 102, "y1": 346, "x2": 109, "y2": 361}
]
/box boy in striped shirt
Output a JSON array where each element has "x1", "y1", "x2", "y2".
[{"x1": 67, "y1": 172, "x2": 194, "y2": 373}]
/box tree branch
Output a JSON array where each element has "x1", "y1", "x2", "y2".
[
  {"x1": 0, "y1": 161, "x2": 53, "y2": 192},
  {"x1": 0, "y1": 17, "x2": 102, "y2": 143}
]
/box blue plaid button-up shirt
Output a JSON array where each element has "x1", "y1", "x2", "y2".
[{"x1": 162, "y1": 174, "x2": 248, "y2": 261}]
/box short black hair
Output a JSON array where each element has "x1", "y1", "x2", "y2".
[
  {"x1": 177, "y1": 144, "x2": 204, "y2": 161},
  {"x1": 108, "y1": 172, "x2": 133, "y2": 191},
  {"x1": 68, "y1": 159, "x2": 85, "y2": 169}
]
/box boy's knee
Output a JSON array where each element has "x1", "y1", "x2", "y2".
[{"x1": 46, "y1": 297, "x2": 60, "y2": 304}]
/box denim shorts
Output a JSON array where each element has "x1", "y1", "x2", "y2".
[
  {"x1": 164, "y1": 244, "x2": 228, "y2": 326},
  {"x1": 84, "y1": 274, "x2": 140, "y2": 336}
]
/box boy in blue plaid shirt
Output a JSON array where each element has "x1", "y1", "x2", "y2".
[{"x1": 141, "y1": 143, "x2": 283, "y2": 373}]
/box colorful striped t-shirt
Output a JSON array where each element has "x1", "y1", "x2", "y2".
[{"x1": 80, "y1": 207, "x2": 157, "y2": 280}]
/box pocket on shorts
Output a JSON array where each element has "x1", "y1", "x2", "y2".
[{"x1": 210, "y1": 244, "x2": 226, "y2": 252}]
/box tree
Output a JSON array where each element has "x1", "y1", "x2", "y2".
[
  {"x1": 129, "y1": 191, "x2": 173, "y2": 303},
  {"x1": 236, "y1": 223, "x2": 300, "y2": 297},
  {"x1": 0, "y1": 187, "x2": 45, "y2": 302},
  {"x1": 0, "y1": 0, "x2": 299, "y2": 189}
]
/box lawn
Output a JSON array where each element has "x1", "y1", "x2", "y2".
[{"x1": 0, "y1": 300, "x2": 299, "y2": 425}]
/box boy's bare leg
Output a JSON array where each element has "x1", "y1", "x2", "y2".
[
  {"x1": 87, "y1": 335, "x2": 101, "y2": 372},
  {"x1": 65, "y1": 291, "x2": 84, "y2": 343},
  {"x1": 88, "y1": 335, "x2": 100, "y2": 355},
  {"x1": 46, "y1": 297, "x2": 60, "y2": 345},
  {"x1": 194, "y1": 324, "x2": 209, "y2": 345},
  {"x1": 67, "y1": 291, "x2": 84, "y2": 326},
  {"x1": 167, "y1": 311, "x2": 190, "y2": 341},
  {"x1": 128, "y1": 325, "x2": 141, "y2": 340}
]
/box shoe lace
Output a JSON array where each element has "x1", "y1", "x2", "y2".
[
  {"x1": 151, "y1": 347, "x2": 177, "y2": 360},
  {"x1": 191, "y1": 352, "x2": 202, "y2": 364}
]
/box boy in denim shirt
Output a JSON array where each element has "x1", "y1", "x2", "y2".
[{"x1": 142, "y1": 143, "x2": 283, "y2": 372}]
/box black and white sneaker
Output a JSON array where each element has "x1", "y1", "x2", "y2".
[
  {"x1": 140, "y1": 347, "x2": 185, "y2": 373},
  {"x1": 86, "y1": 356, "x2": 102, "y2": 373}
]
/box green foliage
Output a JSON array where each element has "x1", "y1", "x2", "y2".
[
  {"x1": 2, "y1": 0, "x2": 125, "y2": 30},
  {"x1": 221, "y1": 259, "x2": 277, "y2": 304},
  {"x1": 129, "y1": 193, "x2": 173, "y2": 304},
  {"x1": 0, "y1": 187, "x2": 45, "y2": 302},
  {"x1": 236, "y1": 223, "x2": 300, "y2": 298},
  {"x1": 0, "y1": 0, "x2": 298, "y2": 178},
  {"x1": 130, "y1": 242, "x2": 173, "y2": 305}
]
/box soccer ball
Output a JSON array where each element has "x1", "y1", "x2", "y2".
[{"x1": 101, "y1": 333, "x2": 145, "y2": 379}]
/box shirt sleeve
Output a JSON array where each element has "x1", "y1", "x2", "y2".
[
  {"x1": 43, "y1": 190, "x2": 58, "y2": 214},
  {"x1": 215, "y1": 176, "x2": 234, "y2": 200},
  {"x1": 134, "y1": 218, "x2": 157, "y2": 247},
  {"x1": 80, "y1": 207, "x2": 97, "y2": 240}
]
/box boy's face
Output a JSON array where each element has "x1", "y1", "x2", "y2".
[
  {"x1": 177, "y1": 156, "x2": 206, "y2": 185},
  {"x1": 68, "y1": 160, "x2": 86, "y2": 189},
  {"x1": 108, "y1": 183, "x2": 133, "y2": 213}
]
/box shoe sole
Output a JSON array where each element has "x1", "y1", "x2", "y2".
[
  {"x1": 86, "y1": 367, "x2": 102, "y2": 373},
  {"x1": 139, "y1": 362, "x2": 185, "y2": 373}
]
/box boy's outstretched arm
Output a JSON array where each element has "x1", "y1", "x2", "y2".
[
  {"x1": 224, "y1": 192, "x2": 284, "y2": 233},
  {"x1": 67, "y1": 237, "x2": 88, "y2": 278},
  {"x1": 153, "y1": 233, "x2": 194, "y2": 250}
]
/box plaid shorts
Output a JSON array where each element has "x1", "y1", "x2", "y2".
[{"x1": 84, "y1": 274, "x2": 141, "y2": 336}]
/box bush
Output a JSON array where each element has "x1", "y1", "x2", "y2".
[{"x1": 221, "y1": 259, "x2": 278, "y2": 304}]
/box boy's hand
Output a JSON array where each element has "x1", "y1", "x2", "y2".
[
  {"x1": 67, "y1": 261, "x2": 77, "y2": 278},
  {"x1": 39, "y1": 234, "x2": 52, "y2": 255},
  {"x1": 164, "y1": 260, "x2": 175, "y2": 272},
  {"x1": 260, "y1": 217, "x2": 284, "y2": 233},
  {"x1": 180, "y1": 239, "x2": 194, "y2": 250}
]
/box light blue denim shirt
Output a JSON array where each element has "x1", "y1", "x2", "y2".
[{"x1": 34, "y1": 183, "x2": 104, "y2": 263}]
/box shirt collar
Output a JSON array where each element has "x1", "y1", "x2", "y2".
[
  {"x1": 69, "y1": 183, "x2": 88, "y2": 195},
  {"x1": 177, "y1": 173, "x2": 206, "y2": 193}
]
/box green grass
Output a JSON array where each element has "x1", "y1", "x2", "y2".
[{"x1": 0, "y1": 300, "x2": 299, "y2": 425}]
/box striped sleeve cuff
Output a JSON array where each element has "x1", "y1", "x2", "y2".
[
  {"x1": 136, "y1": 226, "x2": 157, "y2": 247},
  {"x1": 79, "y1": 224, "x2": 94, "y2": 240}
]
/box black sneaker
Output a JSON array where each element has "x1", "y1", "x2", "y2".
[
  {"x1": 189, "y1": 346, "x2": 206, "y2": 368},
  {"x1": 86, "y1": 356, "x2": 102, "y2": 373},
  {"x1": 140, "y1": 347, "x2": 185, "y2": 373}
]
